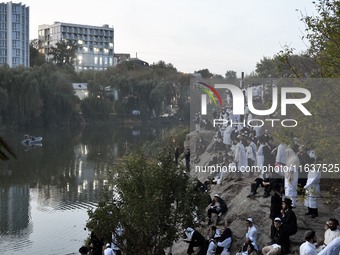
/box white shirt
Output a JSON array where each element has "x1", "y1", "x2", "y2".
[
  {"x1": 104, "y1": 247, "x2": 115, "y2": 255},
  {"x1": 246, "y1": 225, "x2": 258, "y2": 243},
  {"x1": 217, "y1": 237, "x2": 232, "y2": 252},
  {"x1": 207, "y1": 240, "x2": 217, "y2": 255},
  {"x1": 299, "y1": 241, "x2": 317, "y2": 255},
  {"x1": 318, "y1": 236, "x2": 340, "y2": 255},
  {"x1": 324, "y1": 229, "x2": 340, "y2": 246}
]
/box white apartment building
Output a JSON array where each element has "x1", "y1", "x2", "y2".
[
  {"x1": 0, "y1": 1, "x2": 29, "y2": 67},
  {"x1": 38, "y1": 22, "x2": 114, "y2": 71}
]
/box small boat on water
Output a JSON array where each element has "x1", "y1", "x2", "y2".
[{"x1": 22, "y1": 135, "x2": 43, "y2": 145}]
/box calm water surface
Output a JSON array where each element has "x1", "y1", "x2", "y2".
[{"x1": 0, "y1": 125, "x2": 163, "y2": 255}]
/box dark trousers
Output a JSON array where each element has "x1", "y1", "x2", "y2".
[
  {"x1": 251, "y1": 178, "x2": 263, "y2": 193},
  {"x1": 208, "y1": 207, "x2": 227, "y2": 219},
  {"x1": 187, "y1": 240, "x2": 205, "y2": 254}
]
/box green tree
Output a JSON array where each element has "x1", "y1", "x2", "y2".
[
  {"x1": 48, "y1": 40, "x2": 77, "y2": 67},
  {"x1": 301, "y1": 0, "x2": 340, "y2": 77},
  {"x1": 194, "y1": 68, "x2": 213, "y2": 78},
  {"x1": 86, "y1": 148, "x2": 206, "y2": 255},
  {"x1": 30, "y1": 39, "x2": 46, "y2": 67},
  {"x1": 273, "y1": 0, "x2": 340, "y2": 162},
  {"x1": 225, "y1": 70, "x2": 237, "y2": 79}
]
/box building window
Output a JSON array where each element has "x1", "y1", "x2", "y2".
[
  {"x1": 12, "y1": 40, "x2": 18, "y2": 48},
  {"x1": 78, "y1": 40, "x2": 83, "y2": 45},
  {"x1": 109, "y1": 43, "x2": 113, "y2": 48},
  {"x1": 0, "y1": 40, "x2": 6, "y2": 47},
  {"x1": 99, "y1": 57, "x2": 102, "y2": 65},
  {"x1": 94, "y1": 56, "x2": 98, "y2": 65},
  {"x1": 0, "y1": 15, "x2": 5, "y2": 22},
  {"x1": 109, "y1": 57, "x2": 113, "y2": 66},
  {"x1": 104, "y1": 57, "x2": 108, "y2": 65},
  {"x1": 12, "y1": 31, "x2": 20, "y2": 39},
  {"x1": 0, "y1": 32, "x2": 6, "y2": 39},
  {"x1": 83, "y1": 47, "x2": 88, "y2": 52},
  {"x1": 78, "y1": 55, "x2": 82, "y2": 64},
  {"x1": 94, "y1": 48, "x2": 99, "y2": 53},
  {"x1": 12, "y1": 57, "x2": 18, "y2": 66},
  {"x1": 104, "y1": 48, "x2": 109, "y2": 54},
  {"x1": 0, "y1": 49, "x2": 6, "y2": 57}
]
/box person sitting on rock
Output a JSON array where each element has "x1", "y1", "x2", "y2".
[
  {"x1": 300, "y1": 230, "x2": 318, "y2": 255},
  {"x1": 236, "y1": 237, "x2": 258, "y2": 255},
  {"x1": 183, "y1": 227, "x2": 206, "y2": 255},
  {"x1": 318, "y1": 236, "x2": 340, "y2": 255},
  {"x1": 216, "y1": 228, "x2": 232, "y2": 255},
  {"x1": 263, "y1": 217, "x2": 290, "y2": 255},
  {"x1": 245, "y1": 218, "x2": 257, "y2": 244},
  {"x1": 316, "y1": 218, "x2": 340, "y2": 250},
  {"x1": 208, "y1": 194, "x2": 228, "y2": 225},
  {"x1": 207, "y1": 232, "x2": 221, "y2": 255}
]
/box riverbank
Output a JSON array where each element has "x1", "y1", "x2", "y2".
[{"x1": 170, "y1": 129, "x2": 340, "y2": 255}]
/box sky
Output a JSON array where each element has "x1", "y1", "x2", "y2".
[{"x1": 23, "y1": 0, "x2": 317, "y2": 76}]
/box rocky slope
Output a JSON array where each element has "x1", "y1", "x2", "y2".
[{"x1": 171, "y1": 130, "x2": 340, "y2": 255}]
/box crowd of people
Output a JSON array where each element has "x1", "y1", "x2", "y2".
[{"x1": 184, "y1": 84, "x2": 339, "y2": 255}]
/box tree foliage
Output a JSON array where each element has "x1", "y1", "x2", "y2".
[
  {"x1": 30, "y1": 39, "x2": 46, "y2": 67},
  {"x1": 272, "y1": 0, "x2": 340, "y2": 163},
  {"x1": 48, "y1": 40, "x2": 77, "y2": 67},
  {"x1": 225, "y1": 70, "x2": 237, "y2": 79},
  {"x1": 86, "y1": 148, "x2": 206, "y2": 255},
  {"x1": 194, "y1": 68, "x2": 213, "y2": 78},
  {"x1": 0, "y1": 63, "x2": 76, "y2": 127}
]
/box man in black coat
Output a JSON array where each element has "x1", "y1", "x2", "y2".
[
  {"x1": 270, "y1": 183, "x2": 282, "y2": 222},
  {"x1": 281, "y1": 198, "x2": 297, "y2": 236},
  {"x1": 263, "y1": 218, "x2": 290, "y2": 255},
  {"x1": 184, "y1": 228, "x2": 206, "y2": 255}
]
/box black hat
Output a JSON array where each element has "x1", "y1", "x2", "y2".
[
  {"x1": 79, "y1": 246, "x2": 89, "y2": 254},
  {"x1": 283, "y1": 198, "x2": 292, "y2": 206}
]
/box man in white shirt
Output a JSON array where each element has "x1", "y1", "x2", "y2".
[
  {"x1": 317, "y1": 218, "x2": 340, "y2": 249},
  {"x1": 245, "y1": 218, "x2": 257, "y2": 243},
  {"x1": 104, "y1": 243, "x2": 115, "y2": 255},
  {"x1": 300, "y1": 230, "x2": 317, "y2": 255}
]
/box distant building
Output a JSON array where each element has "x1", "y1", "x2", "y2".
[
  {"x1": 114, "y1": 53, "x2": 130, "y2": 66},
  {"x1": 72, "y1": 83, "x2": 88, "y2": 100},
  {"x1": 38, "y1": 22, "x2": 114, "y2": 72},
  {"x1": 0, "y1": 2, "x2": 30, "y2": 67},
  {"x1": 129, "y1": 57, "x2": 149, "y2": 67}
]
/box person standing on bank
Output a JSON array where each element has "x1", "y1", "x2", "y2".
[
  {"x1": 284, "y1": 148, "x2": 299, "y2": 207},
  {"x1": 304, "y1": 163, "x2": 321, "y2": 218}
]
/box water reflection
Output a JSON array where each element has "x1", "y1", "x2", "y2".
[{"x1": 0, "y1": 125, "x2": 167, "y2": 254}]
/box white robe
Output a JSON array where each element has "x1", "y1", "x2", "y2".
[
  {"x1": 276, "y1": 144, "x2": 287, "y2": 164},
  {"x1": 207, "y1": 240, "x2": 217, "y2": 255},
  {"x1": 284, "y1": 166, "x2": 299, "y2": 198},
  {"x1": 256, "y1": 144, "x2": 264, "y2": 172},
  {"x1": 235, "y1": 143, "x2": 247, "y2": 171},
  {"x1": 318, "y1": 236, "x2": 340, "y2": 255},
  {"x1": 223, "y1": 126, "x2": 233, "y2": 145},
  {"x1": 304, "y1": 169, "x2": 321, "y2": 209}
]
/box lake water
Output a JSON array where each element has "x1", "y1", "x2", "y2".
[{"x1": 0, "y1": 125, "x2": 165, "y2": 255}]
